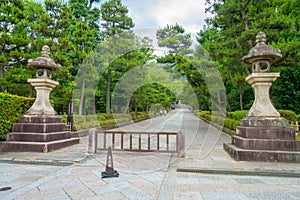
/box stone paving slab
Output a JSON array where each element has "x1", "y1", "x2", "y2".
[
  {"x1": 1, "y1": 109, "x2": 300, "y2": 200},
  {"x1": 0, "y1": 138, "x2": 90, "y2": 166},
  {"x1": 177, "y1": 125, "x2": 300, "y2": 177}
]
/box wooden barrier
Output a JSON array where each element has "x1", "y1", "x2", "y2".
[{"x1": 89, "y1": 130, "x2": 185, "y2": 157}]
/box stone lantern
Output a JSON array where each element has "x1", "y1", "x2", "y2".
[
  {"x1": 0, "y1": 46, "x2": 79, "y2": 153},
  {"x1": 27, "y1": 45, "x2": 60, "y2": 115},
  {"x1": 242, "y1": 31, "x2": 282, "y2": 119},
  {"x1": 224, "y1": 32, "x2": 300, "y2": 162}
]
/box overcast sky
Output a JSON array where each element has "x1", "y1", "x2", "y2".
[
  {"x1": 37, "y1": 0, "x2": 211, "y2": 54},
  {"x1": 118, "y1": 0, "x2": 211, "y2": 55},
  {"x1": 122, "y1": 0, "x2": 210, "y2": 34}
]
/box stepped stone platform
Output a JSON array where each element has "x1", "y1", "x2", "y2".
[
  {"x1": 0, "y1": 115, "x2": 79, "y2": 153},
  {"x1": 224, "y1": 117, "x2": 300, "y2": 163}
]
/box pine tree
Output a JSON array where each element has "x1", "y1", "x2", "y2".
[
  {"x1": 199, "y1": 0, "x2": 300, "y2": 111},
  {"x1": 100, "y1": 0, "x2": 134, "y2": 113},
  {"x1": 156, "y1": 23, "x2": 192, "y2": 56}
]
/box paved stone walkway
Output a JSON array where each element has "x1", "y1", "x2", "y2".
[{"x1": 0, "y1": 109, "x2": 300, "y2": 199}]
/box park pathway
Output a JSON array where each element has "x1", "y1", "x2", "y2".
[{"x1": 0, "y1": 108, "x2": 300, "y2": 200}]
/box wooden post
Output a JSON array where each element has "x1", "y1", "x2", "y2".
[
  {"x1": 88, "y1": 128, "x2": 97, "y2": 154},
  {"x1": 177, "y1": 131, "x2": 185, "y2": 158}
]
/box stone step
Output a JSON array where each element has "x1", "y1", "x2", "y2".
[
  {"x1": 7, "y1": 131, "x2": 71, "y2": 142},
  {"x1": 240, "y1": 117, "x2": 289, "y2": 128},
  {"x1": 18, "y1": 115, "x2": 64, "y2": 123},
  {"x1": 0, "y1": 138, "x2": 79, "y2": 153},
  {"x1": 12, "y1": 123, "x2": 66, "y2": 133},
  {"x1": 224, "y1": 143, "x2": 300, "y2": 163},
  {"x1": 236, "y1": 126, "x2": 295, "y2": 140},
  {"x1": 232, "y1": 136, "x2": 300, "y2": 151}
]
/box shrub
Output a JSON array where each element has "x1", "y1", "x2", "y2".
[
  {"x1": 227, "y1": 110, "x2": 248, "y2": 120},
  {"x1": 0, "y1": 93, "x2": 35, "y2": 140},
  {"x1": 100, "y1": 119, "x2": 116, "y2": 126},
  {"x1": 198, "y1": 111, "x2": 211, "y2": 121},
  {"x1": 211, "y1": 115, "x2": 224, "y2": 125},
  {"x1": 278, "y1": 110, "x2": 297, "y2": 122},
  {"x1": 61, "y1": 115, "x2": 67, "y2": 123},
  {"x1": 223, "y1": 118, "x2": 240, "y2": 131},
  {"x1": 69, "y1": 112, "x2": 151, "y2": 131},
  {"x1": 102, "y1": 114, "x2": 114, "y2": 120}
]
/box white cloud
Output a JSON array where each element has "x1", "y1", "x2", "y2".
[
  {"x1": 153, "y1": 0, "x2": 207, "y2": 33},
  {"x1": 123, "y1": 0, "x2": 210, "y2": 34},
  {"x1": 123, "y1": 0, "x2": 211, "y2": 56}
]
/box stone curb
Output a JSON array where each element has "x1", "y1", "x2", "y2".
[
  {"x1": 177, "y1": 167, "x2": 300, "y2": 178},
  {"x1": 0, "y1": 154, "x2": 93, "y2": 166}
]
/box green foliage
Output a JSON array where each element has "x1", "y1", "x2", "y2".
[
  {"x1": 157, "y1": 46, "x2": 227, "y2": 115},
  {"x1": 68, "y1": 112, "x2": 151, "y2": 131},
  {"x1": 0, "y1": 0, "x2": 34, "y2": 93},
  {"x1": 0, "y1": 93, "x2": 34, "y2": 140},
  {"x1": 99, "y1": 0, "x2": 135, "y2": 113},
  {"x1": 0, "y1": 0, "x2": 101, "y2": 115},
  {"x1": 199, "y1": 110, "x2": 240, "y2": 131},
  {"x1": 200, "y1": 0, "x2": 300, "y2": 113},
  {"x1": 156, "y1": 23, "x2": 193, "y2": 56},
  {"x1": 0, "y1": 0, "x2": 30, "y2": 81},
  {"x1": 224, "y1": 118, "x2": 240, "y2": 131},
  {"x1": 198, "y1": 111, "x2": 211, "y2": 121},
  {"x1": 278, "y1": 110, "x2": 297, "y2": 123},
  {"x1": 271, "y1": 67, "x2": 300, "y2": 114},
  {"x1": 100, "y1": 0, "x2": 134, "y2": 37},
  {"x1": 227, "y1": 110, "x2": 248, "y2": 120}
]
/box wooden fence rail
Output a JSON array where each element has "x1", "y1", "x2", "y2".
[{"x1": 88, "y1": 130, "x2": 185, "y2": 157}]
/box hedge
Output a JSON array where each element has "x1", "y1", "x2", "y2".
[
  {"x1": 0, "y1": 93, "x2": 34, "y2": 140},
  {"x1": 278, "y1": 110, "x2": 297, "y2": 123},
  {"x1": 196, "y1": 109, "x2": 298, "y2": 132},
  {"x1": 227, "y1": 110, "x2": 248, "y2": 120},
  {"x1": 62, "y1": 112, "x2": 153, "y2": 131}
]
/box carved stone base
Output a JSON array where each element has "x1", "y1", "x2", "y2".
[
  {"x1": 224, "y1": 117, "x2": 300, "y2": 163},
  {"x1": 246, "y1": 73, "x2": 280, "y2": 117},
  {"x1": 0, "y1": 115, "x2": 79, "y2": 153},
  {"x1": 224, "y1": 143, "x2": 300, "y2": 163},
  {"x1": 26, "y1": 78, "x2": 58, "y2": 115}
]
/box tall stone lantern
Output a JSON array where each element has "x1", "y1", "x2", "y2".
[
  {"x1": 243, "y1": 32, "x2": 282, "y2": 119},
  {"x1": 27, "y1": 45, "x2": 60, "y2": 115},
  {"x1": 224, "y1": 32, "x2": 300, "y2": 162},
  {"x1": 0, "y1": 46, "x2": 79, "y2": 153}
]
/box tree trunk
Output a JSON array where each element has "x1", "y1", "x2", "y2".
[
  {"x1": 79, "y1": 79, "x2": 85, "y2": 115},
  {"x1": 0, "y1": 66, "x2": 4, "y2": 92},
  {"x1": 106, "y1": 68, "x2": 111, "y2": 113},
  {"x1": 240, "y1": 93, "x2": 243, "y2": 110},
  {"x1": 240, "y1": 1, "x2": 253, "y2": 48}
]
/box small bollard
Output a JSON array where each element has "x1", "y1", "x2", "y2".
[{"x1": 101, "y1": 147, "x2": 119, "y2": 179}]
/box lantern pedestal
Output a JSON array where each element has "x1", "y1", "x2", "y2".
[
  {"x1": 26, "y1": 78, "x2": 58, "y2": 115},
  {"x1": 224, "y1": 73, "x2": 300, "y2": 162},
  {"x1": 224, "y1": 32, "x2": 300, "y2": 162},
  {"x1": 0, "y1": 115, "x2": 78, "y2": 153},
  {"x1": 0, "y1": 46, "x2": 79, "y2": 153}
]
